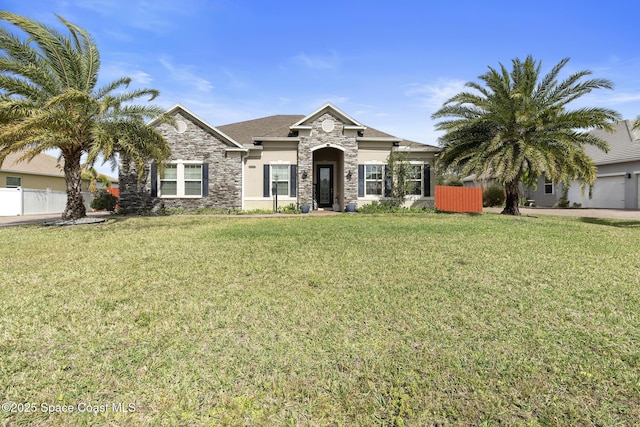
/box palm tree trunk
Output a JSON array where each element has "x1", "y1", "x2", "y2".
[
  {"x1": 501, "y1": 180, "x2": 521, "y2": 215},
  {"x1": 62, "y1": 149, "x2": 87, "y2": 220}
]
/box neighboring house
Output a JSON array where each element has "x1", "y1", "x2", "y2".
[
  {"x1": 463, "y1": 120, "x2": 640, "y2": 209},
  {"x1": 0, "y1": 149, "x2": 118, "y2": 191},
  {"x1": 119, "y1": 103, "x2": 440, "y2": 213},
  {"x1": 0, "y1": 150, "x2": 69, "y2": 191},
  {"x1": 0, "y1": 149, "x2": 118, "y2": 216}
]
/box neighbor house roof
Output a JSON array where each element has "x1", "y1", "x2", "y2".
[
  {"x1": 0, "y1": 150, "x2": 65, "y2": 177},
  {"x1": 0, "y1": 149, "x2": 118, "y2": 183},
  {"x1": 587, "y1": 120, "x2": 640, "y2": 165}
]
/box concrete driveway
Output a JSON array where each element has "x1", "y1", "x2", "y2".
[
  {"x1": 0, "y1": 212, "x2": 113, "y2": 227},
  {"x1": 484, "y1": 207, "x2": 640, "y2": 220}
]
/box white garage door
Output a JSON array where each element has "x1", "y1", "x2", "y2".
[
  {"x1": 567, "y1": 175, "x2": 625, "y2": 208},
  {"x1": 589, "y1": 176, "x2": 625, "y2": 208},
  {"x1": 638, "y1": 175, "x2": 640, "y2": 209}
]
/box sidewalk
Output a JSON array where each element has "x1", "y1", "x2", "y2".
[
  {"x1": 483, "y1": 207, "x2": 640, "y2": 220},
  {"x1": 0, "y1": 211, "x2": 113, "y2": 227}
]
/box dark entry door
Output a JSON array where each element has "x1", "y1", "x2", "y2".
[{"x1": 317, "y1": 165, "x2": 333, "y2": 208}]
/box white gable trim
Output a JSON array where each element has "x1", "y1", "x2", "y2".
[
  {"x1": 290, "y1": 102, "x2": 366, "y2": 130},
  {"x1": 150, "y1": 103, "x2": 245, "y2": 149}
]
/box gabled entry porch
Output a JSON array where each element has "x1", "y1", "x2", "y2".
[{"x1": 313, "y1": 146, "x2": 344, "y2": 210}]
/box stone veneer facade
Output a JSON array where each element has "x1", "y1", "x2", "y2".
[
  {"x1": 297, "y1": 112, "x2": 359, "y2": 208},
  {"x1": 118, "y1": 112, "x2": 242, "y2": 213}
]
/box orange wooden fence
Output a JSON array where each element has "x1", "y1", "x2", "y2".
[{"x1": 435, "y1": 185, "x2": 482, "y2": 213}]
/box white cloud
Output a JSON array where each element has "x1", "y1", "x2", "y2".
[
  {"x1": 293, "y1": 51, "x2": 339, "y2": 69},
  {"x1": 159, "y1": 57, "x2": 214, "y2": 92},
  {"x1": 404, "y1": 79, "x2": 467, "y2": 111}
]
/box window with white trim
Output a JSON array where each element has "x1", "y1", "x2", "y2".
[
  {"x1": 184, "y1": 164, "x2": 202, "y2": 196},
  {"x1": 159, "y1": 163, "x2": 202, "y2": 197},
  {"x1": 365, "y1": 165, "x2": 383, "y2": 196},
  {"x1": 544, "y1": 176, "x2": 554, "y2": 194},
  {"x1": 407, "y1": 165, "x2": 422, "y2": 195},
  {"x1": 6, "y1": 176, "x2": 21, "y2": 188},
  {"x1": 271, "y1": 164, "x2": 289, "y2": 196}
]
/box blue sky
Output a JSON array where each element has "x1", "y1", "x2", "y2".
[{"x1": 3, "y1": 0, "x2": 640, "y2": 175}]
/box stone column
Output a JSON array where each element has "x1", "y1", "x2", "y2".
[{"x1": 297, "y1": 138, "x2": 313, "y2": 207}]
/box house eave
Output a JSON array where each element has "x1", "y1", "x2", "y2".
[
  {"x1": 153, "y1": 103, "x2": 245, "y2": 149},
  {"x1": 251, "y1": 137, "x2": 301, "y2": 142},
  {"x1": 357, "y1": 137, "x2": 402, "y2": 142},
  {"x1": 0, "y1": 169, "x2": 65, "y2": 179},
  {"x1": 289, "y1": 125, "x2": 312, "y2": 131}
]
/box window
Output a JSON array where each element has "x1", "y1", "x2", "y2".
[
  {"x1": 184, "y1": 164, "x2": 202, "y2": 196},
  {"x1": 271, "y1": 164, "x2": 289, "y2": 196},
  {"x1": 158, "y1": 163, "x2": 203, "y2": 197},
  {"x1": 365, "y1": 165, "x2": 383, "y2": 195},
  {"x1": 6, "y1": 176, "x2": 21, "y2": 188},
  {"x1": 160, "y1": 165, "x2": 178, "y2": 196},
  {"x1": 407, "y1": 165, "x2": 423, "y2": 195},
  {"x1": 544, "y1": 176, "x2": 554, "y2": 194}
]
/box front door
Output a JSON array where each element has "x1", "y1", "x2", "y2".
[{"x1": 317, "y1": 165, "x2": 333, "y2": 208}]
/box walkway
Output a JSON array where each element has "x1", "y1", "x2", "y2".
[{"x1": 483, "y1": 207, "x2": 640, "y2": 220}]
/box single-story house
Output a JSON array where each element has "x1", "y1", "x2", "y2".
[
  {"x1": 118, "y1": 103, "x2": 440, "y2": 213},
  {"x1": 463, "y1": 120, "x2": 640, "y2": 209},
  {"x1": 0, "y1": 149, "x2": 118, "y2": 216},
  {"x1": 1, "y1": 150, "x2": 70, "y2": 191},
  {"x1": 0, "y1": 149, "x2": 118, "y2": 191}
]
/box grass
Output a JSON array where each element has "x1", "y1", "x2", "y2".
[{"x1": 1, "y1": 213, "x2": 639, "y2": 426}]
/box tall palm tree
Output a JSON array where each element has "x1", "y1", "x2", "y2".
[
  {"x1": 0, "y1": 12, "x2": 171, "y2": 220},
  {"x1": 432, "y1": 56, "x2": 620, "y2": 215}
]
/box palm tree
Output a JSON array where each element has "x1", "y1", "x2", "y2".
[
  {"x1": 0, "y1": 12, "x2": 171, "y2": 220},
  {"x1": 432, "y1": 56, "x2": 620, "y2": 215},
  {"x1": 82, "y1": 166, "x2": 111, "y2": 193}
]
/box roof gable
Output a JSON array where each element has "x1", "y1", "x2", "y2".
[
  {"x1": 152, "y1": 103, "x2": 245, "y2": 149},
  {"x1": 290, "y1": 102, "x2": 366, "y2": 129}
]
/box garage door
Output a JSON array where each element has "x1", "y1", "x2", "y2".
[
  {"x1": 638, "y1": 175, "x2": 640, "y2": 209},
  {"x1": 589, "y1": 176, "x2": 625, "y2": 208}
]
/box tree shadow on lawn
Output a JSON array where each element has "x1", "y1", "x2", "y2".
[{"x1": 578, "y1": 217, "x2": 640, "y2": 228}]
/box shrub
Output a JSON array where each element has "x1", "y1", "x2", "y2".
[
  {"x1": 482, "y1": 185, "x2": 505, "y2": 207},
  {"x1": 90, "y1": 189, "x2": 117, "y2": 212},
  {"x1": 358, "y1": 201, "x2": 434, "y2": 214},
  {"x1": 557, "y1": 198, "x2": 570, "y2": 208},
  {"x1": 277, "y1": 203, "x2": 301, "y2": 214}
]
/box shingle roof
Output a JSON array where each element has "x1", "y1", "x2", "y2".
[
  {"x1": 0, "y1": 149, "x2": 118, "y2": 182},
  {"x1": 587, "y1": 120, "x2": 640, "y2": 165},
  {"x1": 217, "y1": 115, "x2": 304, "y2": 144},
  {"x1": 0, "y1": 150, "x2": 64, "y2": 177},
  {"x1": 216, "y1": 113, "x2": 438, "y2": 149}
]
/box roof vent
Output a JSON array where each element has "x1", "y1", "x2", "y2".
[{"x1": 174, "y1": 120, "x2": 187, "y2": 134}]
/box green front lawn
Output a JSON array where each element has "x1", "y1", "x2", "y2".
[{"x1": 1, "y1": 213, "x2": 639, "y2": 425}]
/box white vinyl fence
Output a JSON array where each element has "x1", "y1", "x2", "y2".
[{"x1": 0, "y1": 187, "x2": 92, "y2": 216}]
